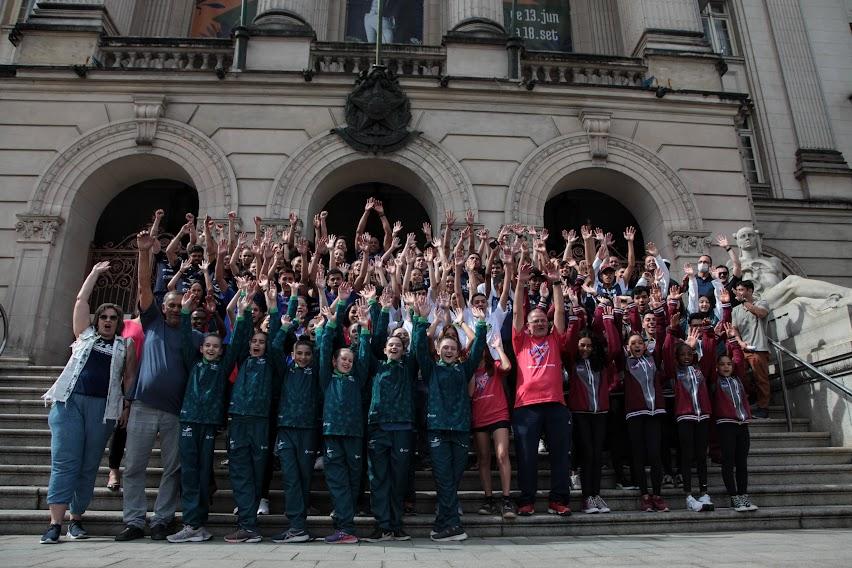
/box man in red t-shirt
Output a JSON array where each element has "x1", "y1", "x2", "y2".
[{"x1": 511, "y1": 261, "x2": 574, "y2": 516}]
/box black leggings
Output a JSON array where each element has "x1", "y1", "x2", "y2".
[
  {"x1": 573, "y1": 412, "x2": 607, "y2": 497},
  {"x1": 717, "y1": 423, "x2": 750, "y2": 495},
  {"x1": 677, "y1": 420, "x2": 710, "y2": 495},
  {"x1": 627, "y1": 415, "x2": 663, "y2": 496},
  {"x1": 108, "y1": 424, "x2": 127, "y2": 470}
]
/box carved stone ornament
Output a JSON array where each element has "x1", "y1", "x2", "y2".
[
  {"x1": 669, "y1": 230, "x2": 712, "y2": 256},
  {"x1": 334, "y1": 65, "x2": 419, "y2": 154},
  {"x1": 580, "y1": 110, "x2": 612, "y2": 163},
  {"x1": 133, "y1": 95, "x2": 166, "y2": 146},
  {"x1": 15, "y1": 214, "x2": 64, "y2": 245}
]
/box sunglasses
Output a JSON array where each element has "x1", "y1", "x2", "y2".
[
  {"x1": 98, "y1": 314, "x2": 119, "y2": 321},
  {"x1": 717, "y1": 272, "x2": 729, "y2": 277}
]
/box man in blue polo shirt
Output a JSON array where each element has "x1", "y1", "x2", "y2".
[{"x1": 116, "y1": 230, "x2": 202, "y2": 541}]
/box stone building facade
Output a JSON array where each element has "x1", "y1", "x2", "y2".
[{"x1": 0, "y1": 0, "x2": 850, "y2": 364}]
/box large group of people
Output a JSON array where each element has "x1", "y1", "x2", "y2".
[{"x1": 40, "y1": 200, "x2": 771, "y2": 544}]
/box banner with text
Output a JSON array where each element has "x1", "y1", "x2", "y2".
[{"x1": 503, "y1": 0, "x2": 571, "y2": 52}]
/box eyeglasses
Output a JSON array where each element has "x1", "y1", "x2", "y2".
[
  {"x1": 98, "y1": 314, "x2": 119, "y2": 321},
  {"x1": 717, "y1": 272, "x2": 729, "y2": 277}
]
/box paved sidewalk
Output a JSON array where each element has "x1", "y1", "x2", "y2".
[{"x1": 2, "y1": 529, "x2": 850, "y2": 568}]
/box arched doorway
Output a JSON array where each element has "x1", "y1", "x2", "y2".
[
  {"x1": 89, "y1": 179, "x2": 199, "y2": 313},
  {"x1": 544, "y1": 189, "x2": 645, "y2": 264},
  {"x1": 321, "y1": 183, "x2": 431, "y2": 253}
]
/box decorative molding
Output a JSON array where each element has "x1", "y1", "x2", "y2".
[
  {"x1": 133, "y1": 94, "x2": 166, "y2": 146},
  {"x1": 580, "y1": 110, "x2": 612, "y2": 163},
  {"x1": 506, "y1": 133, "x2": 702, "y2": 232},
  {"x1": 669, "y1": 230, "x2": 712, "y2": 256},
  {"x1": 29, "y1": 118, "x2": 237, "y2": 217},
  {"x1": 15, "y1": 215, "x2": 64, "y2": 245},
  {"x1": 794, "y1": 149, "x2": 851, "y2": 179}
]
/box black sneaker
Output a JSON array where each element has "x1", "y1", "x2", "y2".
[
  {"x1": 114, "y1": 525, "x2": 146, "y2": 542},
  {"x1": 501, "y1": 497, "x2": 517, "y2": 520},
  {"x1": 393, "y1": 528, "x2": 411, "y2": 541},
  {"x1": 362, "y1": 527, "x2": 393, "y2": 543},
  {"x1": 477, "y1": 496, "x2": 497, "y2": 515},
  {"x1": 67, "y1": 520, "x2": 89, "y2": 540},
  {"x1": 40, "y1": 524, "x2": 61, "y2": 544},
  {"x1": 150, "y1": 524, "x2": 169, "y2": 541},
  {"x1": 430, "y1": 525, "x2": 468, "y2": 542}
]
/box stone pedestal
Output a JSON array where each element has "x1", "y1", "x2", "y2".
[
  {"x1": 770, "y1": 304, "x2": 852, "y2": 448},
  {"x1": 255, "y1": 0, "x2": 328, "y2": 39},
  {"x1": 448, "y1": 0, "x2": 504, "y2": 35},
  {"x1": 445, "y1": 0, "x2": 507, "y2": 79},
  {"x1": 244, "y1": 0, "x2": 325, "y2": 72}
]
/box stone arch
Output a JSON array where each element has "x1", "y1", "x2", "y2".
[
  {"x1": 266, "y1": 133, "x2": 477, "y2": 232},
  {"x1": 29, "y1": 118, "x2": 237, "y2": 217},
  {"x1": 505, "y1": 133, "x2": 704, "y2": 235}
]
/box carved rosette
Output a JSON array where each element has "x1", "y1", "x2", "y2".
[
  {"x1": 580, "y1": 110, "x2": 612, "y2": 163},
  {"x1": 15, "y1": 214, "x2": 64, "y2": 245},
  {"x1": 133, "y1": 94, "x2": 166, "y2": 146},
  {"x1": 669, "y1": 230, "x2": 712, "y2": 256}
]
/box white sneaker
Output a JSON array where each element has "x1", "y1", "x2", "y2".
[
  {"x1": 314, "y1": 456, "x2": 325, "y2": 471},
  {"x1": 571, "y1": 473, "x2": 582, "y2": 491},
  {"x1": 582, "y1": 496, "x2": 599, "y2": 514},
  {"x1": 686, "y1": 495, "x2": 703, "y2": 512},
  {"x1": 698, "y1": 493, "x2": 714, "y2": 511},
  {"x1": 167, "y1": 525, "x2": 207, "y2": 543},
  {"x1": 594, "y1": 495, "x2": 611, "y2": 513},
  {"x1": 538, "y1": 439, "x2": 547, "y2": 454},
  {"x1": 257, "y1": 497, "x2": 270, "y2": 516}
]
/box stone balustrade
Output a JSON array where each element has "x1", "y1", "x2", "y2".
[
  {"x1": 311, "y1": 42, "x2": 446, "y2": 77},
  {"x1": 522, "y1": 52, "x2": 648, "y2": 87},
  {"x1": 97, "y1": 37, "x2": 233, "y2": 71}
]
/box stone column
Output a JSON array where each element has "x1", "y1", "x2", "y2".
[
  {"x1": 763, "y1": 0, "x2": 850, "y2": 194},
  {"x1": 572, "y1": 0, "x2": 622, "y2": 55},
  {"x1": 255, "y1": 0, "x2": 329, "y2": 39},
  {"x1": 130, "y1": 0, "x2": 194, "y2": 37},
  {"x1": 448, "y1": 0, "x2": 505, "y2": 35}
]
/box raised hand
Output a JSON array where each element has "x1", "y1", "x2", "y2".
[
  {"x1": 580, "y1": 225, "x2": 593, "y2": 241},
  {"x1": 288, "y1": 211, "x2": 298, "y2": 225},
  {"x1": 624, "y1": 226, "x2": 636, "y2": 241},
  {"x1": 205, "y1": 293, "x2": 217, "y2": 314},
  {"x1": 668, "y1": 283, "x2": 683, "y2": 301},
  {"x1": 372, "y1": 200, "x2": 385, "y2": 215},
  {"x1": 360, "y1": 283, "x2": 377, "y2": 301},
  {"x1": 686, "y1": 326, "x2": 700, "y2": 349},
  {"x1": 539, "y1": 281, "x2": 550, "y2": 299},
  {"x1": 356, "y1": 299, "x2": 371, "y2": 326},
  {"x1": 562, "y1": 229, "x2": 577, "y2": 244},
  {"x1": 422, "y1": 221, "x2": 432, "y2": 238},
  {"x1": 265, "y1": 282, "x2": 277, "y2": 307},
  {"x1": 683, "y1": 263, "x2": 695, "y2": 278},
  {"x1": 296, "y1": 238, "x2": 309, "y2": 256},
  {"x1": 326, "y1": 234, "x2": 337, "y2": 251},
  {"x1": 716, "y1": 234, "x2": 730, "y2": 249},
  {"x1": 601, "y1": 304, "x2": 614, "y2": 317},
  {"x1": 365, "y1": 197, "x2": 376, "y2": 211},
  {"x1": 594, "y1": 228, "x2": 605, "y2": 242},
  {"x1": 281, "y1": 314, "x2": 293, "y2": 328},
  {"x1": 517, "y1": 262, "x2": 532, "y2": 283},
  {"x1": 445, "y1": 209, "x2": 456, "y2": 227},
  {"x1": 320, "y1": 210, "x2": 328, "y2": 221},
  {"x1": 313, "y1": 214, "x2": 322, "y2": 229},
  {"x1": 470, "y1": 306, "x2": 486, "y2": 321},
  {"x1": 465, "y1": 209, "x2": 475, "y2": 225},
  {"x1": 288, "y1": 281, "x2": 300, "y2": 297},
  {"x1": 646, "y1": 241, "x2": 658, "y2": 257},
  {"x1": 181, "y1": 290, "x2": 198, "y2": 311},
  {"x1": 338, "y1": 281, "x2": 353, "y2": 302},
  {"x1": 91, "y1": 260, "x2": 110, "y2": 276},
  {"x1": 454, "y1": 248, "x2": 465, "y2": 267},
  {"x1": 720, "y1": 287, "x2": 731, "y2": 304},
  {"x1": 379, "y1": 287, "x2": 394, "y2": 308},
  {"x1": 320, "y1": 305, "x2": 336, "y2": 324},
  {"x1": 137, "y1": 230, "x2": 156, "y2": 251},
  {"x1": 393, "y1": 220, "x2": 403, "y2": 235}
]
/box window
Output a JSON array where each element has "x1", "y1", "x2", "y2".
[
  {"x1": 702, "y1": 1, "x2": 734, "y2": 56},
  {"x1": 737, "y1": 116, "x2": 765, "y2": 185}
]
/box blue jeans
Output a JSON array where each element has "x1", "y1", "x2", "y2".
[{"x1": 47, "y1": 394, "x2": 114, "y2": 514}]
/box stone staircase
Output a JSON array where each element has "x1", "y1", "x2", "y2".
[{"x1": 1, "y1": 358, "x2": 851, "y2": 538}]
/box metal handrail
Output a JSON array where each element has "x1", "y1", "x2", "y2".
[
  {"x1": 770, "y1": 338, "x2": 852, "y2": 432},
  {"x1": 0, "y1": 302, "x2": 7, "y2": 357}
]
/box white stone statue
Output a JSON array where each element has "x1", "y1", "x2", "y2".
[{"x1": 731, "y1": 226, "x2": 784, "y2": 298}]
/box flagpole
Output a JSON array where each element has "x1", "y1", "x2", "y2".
[{"x1": 375, "y1": 0, "x2": 384, "y2": 68}]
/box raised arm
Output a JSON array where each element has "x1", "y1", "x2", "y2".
[
  {"x1": 73, "y1": 261, "x2": 111, "y2": 337},
  {"x1": 547, "y1": 260, "x2": 566, "y2": 334},
  {"x1": 623, "y1": 226, "x2": 636, "y2": 286},
  {"x1": 356, "y1": 198, "x2": 375, "y2": 242},
  {"x1": 137, "y1": 231, "x2": 157, "y2": 312},
  {"x1": 165, "y1": 221, "x2": 188, "y2": 267},
  {"x1": 718, "y1": 234, "x2": 742, "y2": 279},
  {"x1": 513, "y1": 262, "x2": 531, "y2": 332}
]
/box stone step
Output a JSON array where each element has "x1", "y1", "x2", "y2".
[
  {"x1": 4, "y1": 483, "x2": 850, "y2": 515},
  {"x1": 3, "y1": 463, "x2": 851, "y2": 492},
  {"x1": 2, "y1": 443, "x2": 847, "y2": 471},
  {"x1": 2, "y1": 505, "x2": 852, "y2": 537},
  {"x1": 0, "y1": 427, "x2": 831, "y2": 452},
  {"x1": 0, "y1": 406, "x2": 813, "y2": 434}
]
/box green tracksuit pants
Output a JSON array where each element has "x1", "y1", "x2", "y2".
[
  {"x1": 276, "y1": 427, "x2": 318, "y2": 531},
  {"x1": 179, "y1": 422, "x2": 218, "y2": 528},
  {"x1": 368, "y1": 427, "x2": 413, "y2": 531},
  {"x1": 323, "y1": 435, "x2": 363, "y2": 534},
  {"x1": 228, "y1": 416, "x2": 269, "y2": 531},
  {"x1": 429, "y1": 430, "x2": 469, "y2": 532}
]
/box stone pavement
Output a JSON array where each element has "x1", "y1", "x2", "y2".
[{"x1": 2, "y1": 529, "x2": 851, "y2": 568}]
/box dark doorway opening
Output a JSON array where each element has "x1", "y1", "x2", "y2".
[
  {"x1": 320, "y1": 183, "x2": 431, "y2": 256},
  {"x1": 543, "y1": 189, "x2": 645, "y2": 264}
]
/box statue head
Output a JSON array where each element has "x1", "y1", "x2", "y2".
[{"x1": 735, "y1": 227, "x2": 760, "y2": 253}]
